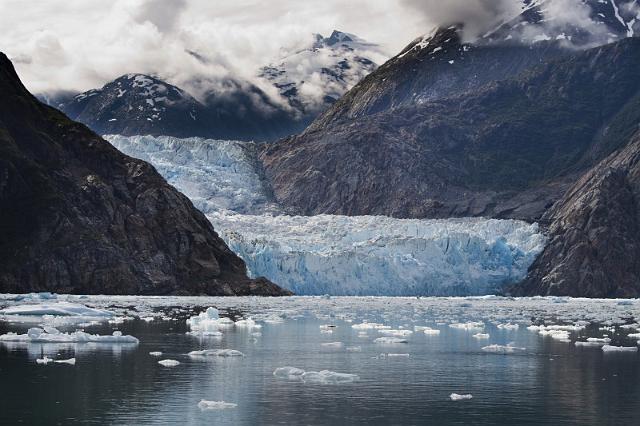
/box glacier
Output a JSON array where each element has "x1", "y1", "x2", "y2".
[{"x1": 105, "y1": 135, "x2": 546, "y2": 296}]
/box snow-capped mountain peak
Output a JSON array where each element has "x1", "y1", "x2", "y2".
[{"x1": 259, "y1": 30, "x2": 382, "y2": 117}]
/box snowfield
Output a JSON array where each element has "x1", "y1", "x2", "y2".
[{"x1": 106, "y1": 135, "x2": 546, "y2": 296}]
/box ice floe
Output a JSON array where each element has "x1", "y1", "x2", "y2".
[
  {"x1": 473, "y1": 333, "x2": 490, "y2": 339},
  {"x1": 188, "y1": 349, "x2": 245, "y2": 357},
  {"x1": 481, "y1": 344, "x2": 526, "y2": 354},
  {"x1": 36, "y1": 356, "x2": 76, "y2": 365},
  {"x1": 0, "y1": 302, "x2": 112, "y2": 317},
  {"x1": 374, "y1": 337, "x2": 408, "y2": 344},
  {"x1": 0, "y1": 328, "x2": 139, "y2": 344},
  {"x1": 602, "y1": 345, "x2": 638, "y2": 353},
  {"x1": 274, "y1": 367, "x2": 358, "y2": 384},
  {"x1": 197, "y1": 400, "x2": 237, "y2": 410},
  {"x1": 450, "y1": 393, "x2": 473, "y2": 401},
  {"x1": 158, "y1": 359, "x2": 180, "y2": 367}
]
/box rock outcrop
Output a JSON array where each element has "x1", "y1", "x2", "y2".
[
  {"x1": 516, "y1": 132, "x2": 640, "y2": 298},
  {"x1": 0, "y1": 52, "x2": 290, "y2": 296}
]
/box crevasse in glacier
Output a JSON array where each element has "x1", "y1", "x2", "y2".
[{"x1": 105, "y1": 135, "x2": 546, "y2": 296}]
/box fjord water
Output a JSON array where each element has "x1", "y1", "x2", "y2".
[{"x1": 1, "y1": 296, "x2": 640, "y2": 425}]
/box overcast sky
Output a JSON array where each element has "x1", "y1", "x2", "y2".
[{"x1": 0, "y1": 0, "x2": 445, "y2": 94}]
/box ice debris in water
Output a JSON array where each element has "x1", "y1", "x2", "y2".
[
  {"x1": 197, "y1": 400, "x2": 237, "y2": 411},
  {"x1": 274, "y1": 367, "x2": 359, "y2": 384},
  {"x1": 0, "y1": 327, "x2": 138, "y2": 344},
  {"x1": 234, "y1": 318, "x2": 262, "y2": 329},
  {"x1": 158, "y1": 359, "x2": 180, "y2": 367},
  {"x1": 149, "y1": 351, "x2": 163, "y2": 357},
  {"x1": 36, "y1": 356, "x2": 76, "y2": 365},
  {"x1": 450, "y1": 393, "x2": 473, "y2": 401},
  {"x1": 481, "y1": 344, "x2": 526, "y2": 354},
  {"x1": 188, "y1": 349, "x2": 245, "y2": 357},
  {"x1": 352, "y1": 322, "x2": 388, "y2": 330},
  {"x1": 473, "y1": 333, "x2": 490, "y2": 339},
  {"x1": 602, "y1": 345, "x2": 638, "y2": 353},
  {"x1": 0, "y1": 302, "x2": 113, "y2": 317},
  {"x1": 374, "y1": 337, "x2": 408, "y2": 344},
  {"x1": 186, "y1": 308, "x2": 233, "y2": 333},
  {"x1": 449, "y1": 322, "x2": 484, "y2": 331},
  {"x1": 497, "y1": 323, "x2": 519, "y2": 330},
  {"x1": 378, "y1": 329, "x2": 413, "y2": 337},
  {"x1": 321, "y1": 342, "x2": 344, "y2": 348}
]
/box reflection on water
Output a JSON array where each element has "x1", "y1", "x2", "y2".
[{"x1": 0, "y1": 297, "x2": 639, "y2": 425}]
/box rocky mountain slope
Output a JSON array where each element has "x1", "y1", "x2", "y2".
[
  {"x1": 516, "y1": 130, "x2": 640, "y2": 298},
  {"x1": 0, "y1": 52, "x2": 289, "y2": 296},
  {"x1": 261, "y1": 35, "x2": 640, "y2": 220}
]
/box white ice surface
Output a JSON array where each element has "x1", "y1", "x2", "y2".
[
  {"x1": 0, "y1": 302, "x2": 113, "y2": 317},
  {"x1": 0, "y1": 327, "x2": 139, "y2": 344},
  {"x1": 107, "y1": 135, "x2": 547, "y2": 296}
]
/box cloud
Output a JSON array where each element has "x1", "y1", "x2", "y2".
[
  {"x1": 0, "y1": 0, "x2": 426, "y2": 95},
  {"x1": 401, "y1": 0, "x2": 523, "y2": 41}
]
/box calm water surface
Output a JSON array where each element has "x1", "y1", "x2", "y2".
[{"x1": 0, "y1": 296, "x2": 639, "y2": 425}]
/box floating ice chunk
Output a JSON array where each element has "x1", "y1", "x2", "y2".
[
  {"x1": 149, "y1": 351, "x2": 163, "y2": 357},
  {"x1": 274, "y1": 367, "x2": 358, "y2": 384},
  {"x1": 449, "y1": 322, "x2": 484, "y2": 331},
  {"x1": 301, "y1": 370, "x2": 359, "y2": 384},
  {"x1": 586, "y1": 337, "x2": 611, "y2": 344},
  {"x1": 575, "y1": 341, "x2": 605, "y2": 347},
  {"x1": 378, "y1": 329, "x2": 413, "y2": 337},
  {"x1": 36, "y1": 356, "x2": 53, "y2": 365},
  {"x1": 387, "y1": 353, "x2": 410, "y2": 357},
  {"x1": 346, "y1": 346, "x2": 362, "y2": 352},
  {"x1": 320, "y1": 329, "x2": 333, "y2": 334},
  {"x1": 352, "y1": 322, "x2": 386, "y2": 330},
  {"x1": 497, "y1": 323, "x2": 519, "y2": 330},
  {"x1": 188, "y1": 349, "x2": 245, "y2": 357},
  {"x1": 197, "y1": 400, "x2": 237, "y2": 410},
  {"x1": 450, "y1": 393, "x2": 473, "y2": 401},
  {"x1": 473, "y1": 333, "x2": 490, "y2": 339},
  {"x1": 628, "y1": 333, "x2": 640, "y2": 339},
  {"x1": 374, "y1": 337, "x2": 408, "y2": 344},
  {"x1": 481, "y1": 344, "x2": 525, "y2": 354},
  {"x1": 235, "y1": 318, "x2": 262, "y2": 329},
  {"x1": 602, "y1": 345, "x2": 638, "y2": 353},
  {"x1": 187, "y1": 331, "x2": 223, "y2": 338},
  {"x1": 321, "y1": 342, "x2": 344, "y2": 348},
  {"x1": 0, "y1": 328, "x2": 139, "y2": 344},
  {"x1": 187, "y1": 308, "x2": 234, "y2": 333},
  {"x1": 422, "y1": 328, "x2": 441, "y2": 335},
  {"x1": 158, "y1": 359, "x2": 180, "y2": 367},
  {"x1": 273, "y1": 367, "x2": 306, "y2": 380},
  {"x1": 141, "y1": 317, "x2": 155, "y2": 322},
  {"x1": 36, "y1": 356, "x2": 76, "y2": 365},
  {"x1": 0, "y1": 302, "x2": 112, "y2": 317}
]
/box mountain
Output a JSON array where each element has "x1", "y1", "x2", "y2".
[
  {"x1": 259, "y1": 30, "x2": 380, "y2": 119},
  {"x1": 483, "y1": 0, "x2": 640, "y2": 46},
  {"x1": 53, "y1": 30, "x2": 380, "y2": 141},
  {"x1": 261, "y1": 33, "x2": 640, "y2": 220},
  {"x1": 516, "y1": 130, "x2": 640, "y2": 298},
  {"x1": 56, "y1": 74, "x2": 298, "y2": 141},
  {"x1": 0, "y1": 52, "x2": 289, "y2": 296}
]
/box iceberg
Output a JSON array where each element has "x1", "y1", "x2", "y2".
[
  {"x1": 273, "y1": 367, "x2": 359, "y2": 384},
  {"x1": 158, "y1": 359, "x2": 180, "y2": 367},
  {"x1": 188, "y1": 349, "x2": 245, "y2": 357},
  {"x1": 0, "y1": 302, "x2": 113, "y2": 317},
  {"x1": 0, "y1": 327, "x2": 139, "y2": 344},
  {"x1": 186, "y1": 308, "x2": 233, "y2": 333},
  {"x1": 197, "y1": 400, "x2": 237, "y2": 411},
  {"x1": 107, "y1": 135, "x2": 546, "y2": 296},
  {"x1": 450, "y1": 393, "x2": 473, "y2": 401}
]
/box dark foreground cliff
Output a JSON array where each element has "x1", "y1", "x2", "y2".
[
  {"x1": 516, "y1": 131, "x2": 640, "y2": 298},
  {"x1": 0, "y1": 53, "x2": 290, "y2": 296}
]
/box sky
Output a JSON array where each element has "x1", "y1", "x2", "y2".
[
  {"x1": 1, "y1": 0, "x2": 632, "y2": 96},
  {"x1": 0, "y1": 0, "x2": 436, "y2": 94}
]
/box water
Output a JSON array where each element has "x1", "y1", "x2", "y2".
[{"x1": 1, "y1": 296, "x2": 640, "y2": 425}]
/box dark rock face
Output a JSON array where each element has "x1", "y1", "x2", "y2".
[
  {"x1": 0, "y1": 53, "x2": 291, "y2": 296},
  {"x1": 516, "y1": 132, "x2": 640, "y2": 298},
  {"x1": 261, "y1": 37, "x2": 640, "y2": 221}
]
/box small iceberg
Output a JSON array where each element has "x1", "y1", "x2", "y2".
[
  {"x1": 188, "y1": 349, "x2": 244, "y2": 357},
  {"x1": 481, "y1": 344, "x2": 525, "y2": 354},
  {"x1": 197, "y1": 400, "x2": 237, "y2": 410},
  {"x1": 450, "y1": 393, "x2": 473, "y2": 401},
  {"x1": 149, "y1": 351, "x2": 163, "y2": 357},
  {"x1": 0, "y1": 302, "x2": 113, "y2": 317},
  {"x1": 158, "y1": 359, "x2": 180, "y2": 367},
  {"x1": 273, "y1": 367, "x2": 359, "y2": 384},
  {"x1": 473, "y1": 333, "x2": 490, "y2": 339},
  {"x1": 602, "y1": 345, "x2": 638, "y2": 353},
  {"x1": 0, "y1": 327, "x2": 139, "y2": 344},
  {"x1": 375, "y1": 337, "x2": 408, "y2": 344}
]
